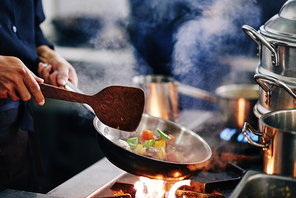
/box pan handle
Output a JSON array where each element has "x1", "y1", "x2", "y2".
[
  {"x1": 242, "y1": 122, "x2": 269, "y2": 148},
  {"x1": 242, "y1": 25, "x2": 278, "y2": 66}
]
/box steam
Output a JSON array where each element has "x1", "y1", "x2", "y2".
[
  {"x1": 171, "y1": 0, "x2": 261, "y2": 85},
  {"x1": 52, "y1": 0, "x2": 263, "y2": 112}
]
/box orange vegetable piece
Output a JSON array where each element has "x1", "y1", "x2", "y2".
[{"x1": 140, "y1": 129, "x2": 154, "y2": 142}]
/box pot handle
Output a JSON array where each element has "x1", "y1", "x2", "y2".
[
  {"x1": 254, "y1": 74, "x2": 296, "y2": 101},
  {"x1": 242, "y1": 122, "x2": 268, "y2": 148},
  {"x1": 177, "y1": 82, "x2": 217, "y2": 103},
  {"x1": 242, "y1": 25, "x2": 279, "y2": 66}
]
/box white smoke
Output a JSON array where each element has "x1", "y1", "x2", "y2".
[{"x1": 172, "y1": 0, "x2": 261, "y2": 79}]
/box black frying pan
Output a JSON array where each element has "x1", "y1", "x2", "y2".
[{"x1": 94, "y1": 113, "x2": 212, "y2": 180}]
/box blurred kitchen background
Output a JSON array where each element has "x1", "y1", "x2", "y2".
[{"x1": 32, "y1": 0, "x2": 286, "y2": 193}]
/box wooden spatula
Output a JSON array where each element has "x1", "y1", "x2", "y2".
[{"x1": 39, "y1": 82, "x2": 145, "y2": 132}]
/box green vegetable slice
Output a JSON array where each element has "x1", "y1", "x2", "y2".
[
  {"x1": 127, "y1": 137, "x2": 138, "y2": 149},
  {"x1": 142, "y1": 139, "x2": 155, "y2": 147},
  {"x1": 157, "y1": 129, "x2": 171, "y2": 141}
]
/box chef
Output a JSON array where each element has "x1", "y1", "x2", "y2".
[{"x1": 0, "y1": 0, "x2": 78, "y2": 191}]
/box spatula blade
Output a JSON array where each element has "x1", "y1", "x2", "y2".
[{"x1": 93, "y1": 86, "x2": 145, "y2": 132}]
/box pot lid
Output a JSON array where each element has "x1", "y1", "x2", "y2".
[{"x1": 260, "y1": 0, "x2": 296, "y2": 42}]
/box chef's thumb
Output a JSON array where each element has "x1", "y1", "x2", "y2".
[
  {"x1": 58, "y1": 77, "x2": 67, "y2": 87},
  {"x1": 56, "y1": 69, "x2": 68, "y2": 87}
]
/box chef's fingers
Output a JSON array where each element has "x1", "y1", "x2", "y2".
[
  {"x1": 38, "y1": 62, "x2": 53, "y2": 83},
  {"x1": 32, "y1": 67, "x2": 44, "y2": 83},
  {"x1": 6, "y1": 87, "x2": 20, "y2": 101},
  {"x1": 0, "y1": 67, "x2": 44, "y2": 105},
  {"x1": 52, "y1": 59, "x2": 77, "y2": 87},
  {"x1": 56, "y1": 67, "x2": 69, "y2": 87},
  {"x1": 67, "y1": 67, "x2": 78, "y2": 86},
  {"x1": 34, "y1": 75, "x2": 44, "y2": 84},
  {"x1": 4, "y1": 74, "x2": 42, "y2": 105},
  {"x1": 47, "y1": 70, "x2": 59, "y2": 87},
  {"x1": 0, "y1": 83, "x2": 21, "y2": 101},
  {"x1": 23, "y1": 70, "x2": 45, "y2": 106},
  {"x1": 37, "y1": 62, "x2": 45, "y2": 76},
  {"x1": 0, "y1": 57, "x2": 44, "y2": 105}
]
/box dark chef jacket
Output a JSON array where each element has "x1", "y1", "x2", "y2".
[
  {"x1": 0, "y1": 0, "x2": 53, "y2": 191},
  {"x1": 0, "y1": 0, "x2": 53, "y2": 130}
]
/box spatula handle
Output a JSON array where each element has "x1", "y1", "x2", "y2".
[{"x1": 39, "y1": 83, "x2": 90, "y2": 104}]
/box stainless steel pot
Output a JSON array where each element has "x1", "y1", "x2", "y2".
[
  {"x1": 253, "y1": 73, "x2": 296, "y2": 118},
  {"x1": 242, "y1": 0, "x2": 296, "y2": 77},
  {"x1": 243, "y1": 0, "x2": 296, "y2": 117},
  {"x1": 243, "y1": 109, "x2": 296, "y2": 177}
]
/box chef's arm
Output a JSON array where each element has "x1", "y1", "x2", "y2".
[
  {"x1": 36, "y1": 45, "x2": 78, "y2": 87},
  {"x1": 0, "y1": 55, "x2": 45, "y2": 105}
]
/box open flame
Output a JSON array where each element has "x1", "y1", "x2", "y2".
[
  {"x1": 167, "y1": 180, "x2": 191, "y2": 198},
  {"x1": 134, "y1": 177, "x2": 166, "y2": 198},
  {"x1": 134, "y1": 177, "x2": 190, "y2": 198}
]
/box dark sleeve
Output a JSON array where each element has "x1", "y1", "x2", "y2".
[{"x1": 34, "y1": 0, "x2": 54, "y2": 49}]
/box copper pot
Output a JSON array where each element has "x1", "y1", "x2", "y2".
[
  {"x1": 215, "y1": 84, "x2": 259, "y2": 129},
  {"x1": 133, "y1": 75, "x2": 259, "y2": 129}
]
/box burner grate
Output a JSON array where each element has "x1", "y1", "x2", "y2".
[{"x1": 88, "y1": 163, "x2": 246, "y2": 198}]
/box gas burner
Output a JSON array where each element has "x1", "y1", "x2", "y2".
[
  {"x1": 191, "y1": 116, "x2": 262, "y2": 161},
  {"x1": 220, "y1": 128, "x2": 258, "y2": 143},
  {"x1": 87, "y1": 162, "x2": 247, "y2": 198}
]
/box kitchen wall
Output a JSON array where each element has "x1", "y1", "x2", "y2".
[
  {"x1": 41, "y1": 0, "x2": 131, "y2": 38},
  {"x1": 41, "y1": 0, "x2": 137, "y2": 91}
]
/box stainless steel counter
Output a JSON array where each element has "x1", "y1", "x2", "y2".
[{"x1": 47, "y1": 158, "x2": 125, "y2": 198}]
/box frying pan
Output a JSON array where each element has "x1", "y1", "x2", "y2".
[
  {"x1": 63, "y1": 81, "x2": 211, "y2": 179},
  {"x1": 94, "y1": 113, "x2": 212, "y2": 180}
]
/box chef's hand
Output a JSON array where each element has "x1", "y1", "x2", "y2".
[
  {"x1": 0, "y1": 56, "x2": 45, "y2": 105},
  {"x1": 37, "y1": 45, "x2": 78, "y2": 87}
]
